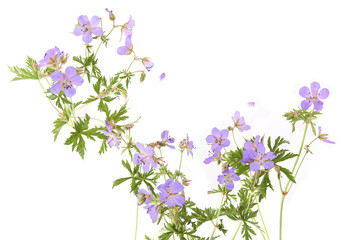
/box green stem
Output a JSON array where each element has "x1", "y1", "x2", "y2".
[
  {"x1": 232, "y1": 221, "x2": 242, "y2": 240},
  {"x1": 134, "y1": 204, "x2": 139, "y2": 240},
  {"x1": 178, "y1": 151, "x2": 184, "y2": 173},
  {"x1": 232, "y1": 130, "x2": 239, "y2": 149},
  {"x1": 210, "y1": 192, "x2": 225, "y2": 239},
  {"x1": 253, "y1": 217, "x2": 267, "y2": 240},
  {"x1": 37, "y1": 78, "x2": 61, "y2": 114},
  {"x1": 256, "y1": 198, "x2": 270, "y2": 240},
  {"x1": 279, "y1": 122, "x2": 309, "y2": 240}
]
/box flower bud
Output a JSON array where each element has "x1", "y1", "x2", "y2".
[
  {"x1": 76, "y1": 67, "x2": 84, "y2": 75},
  {"x1": 32, "y1": 63, "x2": 38, "y2": 71},
  {"x1": 140, "y1": 71, "x2": 146, "y2": 83},
  {"x1": 274, "y1": 165, "x2": 280, "y2": 174},
  {"x1": 182, "y1": 179, "x2": 191, "y2": 186}
]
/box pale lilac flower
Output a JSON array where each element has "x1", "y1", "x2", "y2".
[
  {"x1": 242, "y1": 137, "x2": 276, "y2": 172},
  {"x1": 158, "y1": 179, "x2": 185, "y2": 207},
  {"x1": 203, "y1": 149, "x2": 220, "y2": 164},
  {"x1": 206, "y1": 127, "x2": 230, "y2": 152},
  {"x1": 160, "y1": 130, "x2": 175, "y2": 149},
  {"x1": 142, "y1": 58, "x2": 154, "y2": 71},
  {"x1": 74, "y1": 15, "x2": 103, "y2": 44},
  {"x1": 143, "y1": 204, "x2": 160, "y2": 223},
  {"x1": 38, "y1": 46, "x2": 65, "y2": 69},
  {"x1": 217, "y1": 167, "x2": 240, "y2": 190},
  {"x1": 318, "y1": 126, "x2": 335, "y2": 144},
  {"x1": 232, "y1": 111, "x2": 250, "y2": 132},
  {"x1": 160, "y1": 73, "x2": 166, "y2": 81},
  {"x1": 134, "y1": 142, "x2": 156, "y2": 172},
  {"x1": 101, "y1": 121, "x2": 119, "y2": 148},
  {"x1": 137, "y1": 188, "x2": 152, "y2": 206},
  {"x1": 299, "y1": 82, "x2": 329, "y2": 111},
  {"x1": 50, "y1": 66, "x2": 84, "y2": 97},
  {"x1": 117, "y1": 34, "x2": 133, "y2": 55},
  {"x1": 120, "y1": 15, "x2": 135, "y2": 40}
]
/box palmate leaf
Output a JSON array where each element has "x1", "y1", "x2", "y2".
[
  {"x1": 279, "y1": 166, "x2": 296, "y2": 183},
  {"x1": 52, "y1": 117, "x2": 68, "y2": 141},
  {"x1": 9, "y1": 56, "x2": 42, "y2": 81}
]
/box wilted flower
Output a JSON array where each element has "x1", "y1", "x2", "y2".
[
  {"x1": 50, "y1": 66, "x2": 84, "y2": 97},
  {"x1": 206, "y1": 127, "x2": 230, "y2": 152},
  {"x1": 179, "y1": 134, "x2": 194, "y2": 157},
  {"x1": 217, "y1": 167, "x2": 240, "y2": 190},
  {"x1": 242, "y1": 137, "x2": 276, "y2": 172},
  {"x1": 120, "y1": 15, "x2": 135, "y2": 40},
  {"x1": 101, "y1": 121, "x2": 120, "y2": 148},
  {"x1": 142, "y1": 58, "x2": 154, "y2": 71},
  {"x1": 158, "y1": 179, "x2": 185, "y2": 207},
  {"x1": 137, "y1": 188, "x2": 152, "y2": 206},
  {"x1": 143, "y1": 204, "x2": 160, "y2": 223},
  {"x1": 318, "y1": 126, "x2": 335, "y2": 144},
  {"x1": 117, "y1": 34, "x2": 133, "y2": 55},
  {"x1": 299, "y1": 82, "x2": 329, "y2": 111},
  {"x1": 134, "y1": 142, "x2": 156, "y2": 172},
  {"x1": 38, "y1": 46, "x2": 66, "y2": 70},
  {"x1": 232, "y1": 111, "x2": 250, "y2": 132},
  {"x1": 105, "y1": 8, "x2": 115, "y2": 21}
]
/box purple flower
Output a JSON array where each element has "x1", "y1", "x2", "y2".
[
  {"x1": 160, "y1": 73, "x2": 166, "y2": 81},
  {"x1": 247, "y1": 102, "x2": 255, "y2": 107},
  {"x1": 120, "y1": 15, "x2": 135, "y2": 40},
  {"x1": 203, "y1": 149, "x2": 220, "y2": 164},
  {"x1": 134, "y1": 142, "x2": 156, "y2": 172},
  {"x1": 143, "y1": 204, "x2": 160, "y2": 223},
  {"x1": 299, "y1": 82, "x2": 330, "y2": 111},
  {"x1": 158, "y1": 179, "x2": 185, "y2": 207},
  {"x1": 137, "y1": 188, "x2": 152, "y2": 206},
  {"x1": 242, "y1": 136, "x2": 276, "y2": 172},
  {"x1": 117, "y1": 34, "x2": 133, "y2": 55},
  {"x1": 232, "y1": 111, "x2": 251, "y2": 132},
  {"x1": 101, "y1": 121, "x2": 120, "y2": 149},
  {"x1": 74, "y1": 15, "x2": 103, "y2": 44},
  {"x1": 217, "y1": 167, "x2": 240, "y2": 190},
  {"x1": 50, "y1": 66, "x2": 84, "y2": 97},
  {"x1": 318, "y1": 126, "x2": 335, "y2": 144},
  {"x1": 160, "y1": 130, "x2": 175, "y2": 149},
  {"x1": 185, "y1": 135, "x2": 194, "y2": 157},
  {"x1": 38, "y1": 46, "x2": 66, "y2": 69},
  {"x1": 206, "y1": 127, "x2": 230, "y2": 152},
  {"x1": 142, "y1": 58, "x2": 154, "y2": 71}
]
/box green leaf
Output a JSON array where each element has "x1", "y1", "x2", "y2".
[
  {"x1": 52, "y1": 117, "x2": 68, "y2": 141},
  {"x1": 112, "y1": 177, "x2": 132, "y2": 188},
  {"x1": 9, "y1": 57, "x2": 42, "y2": 81},
  {"x1": 279, "y1": 166, "x2": 296, "y2": 183}
]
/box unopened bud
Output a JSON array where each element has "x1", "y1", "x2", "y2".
[
  {"x1": 274, "y1": 165, "x2": 280, "y2": 174},
  {"x1": 182, "y1": 179, "x2": 191, "y2": 186},
  {"x1": 122, "y1": 90, "x2": 127, "y2": 98},
  {"x1": 140, "y1": 71, "x2": 146, "y2": 83},
  {"x1": 228, "y1": 126, "x2": 234, "y2": 131},
  {"x1": 125, "y1": 124, "x2": 134, "y2": 130},
  {"x1": 32, "y1": 63, "x2": 38, "y2": 71},
  {"x1": 76, "y1": 67, "x2": 84, "y2": 75}
]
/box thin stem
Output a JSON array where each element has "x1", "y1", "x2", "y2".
[
  {"x1": 178, "y1": 151, "x2": 184, "y2": 173},
  {"x1": 126, "y1": 57, "x2": 136, "y2": 72},
  {"x1": 279, "y1": 122, "x2": 309, "y2": 240},
  {"x1": 232, "y1": 130, "x2": 239, "y2": 149},
  {"x1": 134, "y1": 204, "x2": 139, "y2": 240},
  {"x1": 253, "y1": 217, "x2": 267, "y2": 240},
  {"x1": 37, "y1": 78, "x2": 61, "y2": 114},
  {"x1": 210, "y1": 191, "x2": 225, "y2": 239},
  {"x1": 232, "y1": 221, "x2": 242, "y2": 240},
  {"x1": 255, "y1": 198, "x2": 270, "y2": 240}
]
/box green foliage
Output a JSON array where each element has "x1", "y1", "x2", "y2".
[
  {"x1": 73, "y1": 54, "x2": 101, "y2": 82},
  {"x1": 8, "y1": 57, "x2": 42, "y2": 81},
  {"x1": 283, "y1": 108, "x2": 322, "y2": 133},
  {"x1": 52, "y1": 117, "x2": 68, "y2": 141}
]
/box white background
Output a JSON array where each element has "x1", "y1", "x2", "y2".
[{"x1": 0, "y1": 1, "x2": 343, "y2": 239}]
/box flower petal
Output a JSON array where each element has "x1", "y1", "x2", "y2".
[
  {"x1": 51, "y1": 72, "x2": 64, "y2": 82},
  {"x1": 92, "y1": 27, "x2": 103, "y2": 37},
  {"x1": 225, "y1": 181, "x2": 234, "y2": 190},
  {"x1": 90, "y1": 16, "x2": 100, "y2": 27},
  {"x1": 263, "y1": 161, "x2": 274, "y2": 170},
  {"x1": 256, "y1": 142, "x2": 266, "y2": 155},
  {"x1": 311, "y1": 82, "x2": 320, "y2": 95},
  {"x1": 211, "y1": 128, "x2": 220, "y2": 138},
  {"x1": 314, "y1": 99, "x2": 324, "y2": 111},
  {"x1": 65, "y1": 66, "x2": 76, "y2": 79},
  {"x1": 299, "y1": 86, "x2": 311, "y2": 98},
  {"x1": 70, "y1": 75, "x2": 84, "y2": 86},
  {"x1": 82, "y1": 32, "x2": 93, "y2": 44},
  {"x1": 171, "y1": 181, "x2": 184, "y2": 193},
  {"x1": 250, "y1": 162, "x2": 261, "y2": 172},
  {"x1": 73, "y1": 26, "x2": 83, "y2": 36},
  {"x1": 217, "y1": 175, "x2": 225, "y2": 184},
  {"x1": 77, "y1": 15, "x2": 89, "y2": 25},
  {"x1": 161, "y1": 130, "x2": 168, "y2": 140},
  {"x1": 50, "y1": 82, "x2": 63, "y2": 94},
  {"x1": 142, "y1": 160, "x2": 150, "y2": 173},
  {"x1": 64, "y1": 84, "x2": 76, "y2": 97},
  {"x1": 117, "y1": 46, "x2": 130, "y2": 55},
  {"x1": 301, "y1": 99, "x2": 312, "y2": 110},
  {"x1": 318, "y1": 88, "x2": 329, "y2": 99},
  {"x1": 220, "y1": 129, "x2": 229, "y2": 139}
]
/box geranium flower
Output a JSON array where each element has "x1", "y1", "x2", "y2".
[
  {"x1": 232, "y1": 111, "x2": 250, "y2": 132},
  {"x1": 101, "y1": 121, "x2": 119, "y2": 148},
  {"x1": 74, "y1": 15, "x2": 103, "y2": 44},
  {"x1": 143, "y1": 204, "x2": 160, "y2": 223},
  {"x1": 318, "y1": 126, "x2": 335, "y2": 144},
  {"x1": 134, "y1": 142, "x2": 156, "y2": 172},
  {"x1": 158, "y1": 179, "x2": 185, "y2": 207},
  {"x1": 50, "y1": 66, "x2": 84, "y2": 97},
  {"x1": 120, "y1": 15, "x2": 135, "y2": 40},
  {"x1": 299, "y1": 82, "x2": 329, "y2": 111},
  {"x1": 142, "y1": 58, "x2": 154, "y2": 71},
  {"x1": 242, "y1": 138, "x2": 276, "y2": 172},
  {"x1": 117, "y1": 34, "x2": 133, "y2": 55},
  {"x1": 206, "y1": 127, "x2": 230, "y2": 152},
  {"x1": 217, "y1": 167, "x2": 240, "y2": 190},
  {"x1": 159, "y1": 130, "x2": 175, "y2": 149},
  {"x1": 137, "y1": 188, "x2": 152, "y2": 206},
  {"x1": 38, "y1": 46, "x2": 66, "y2": 69}
]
